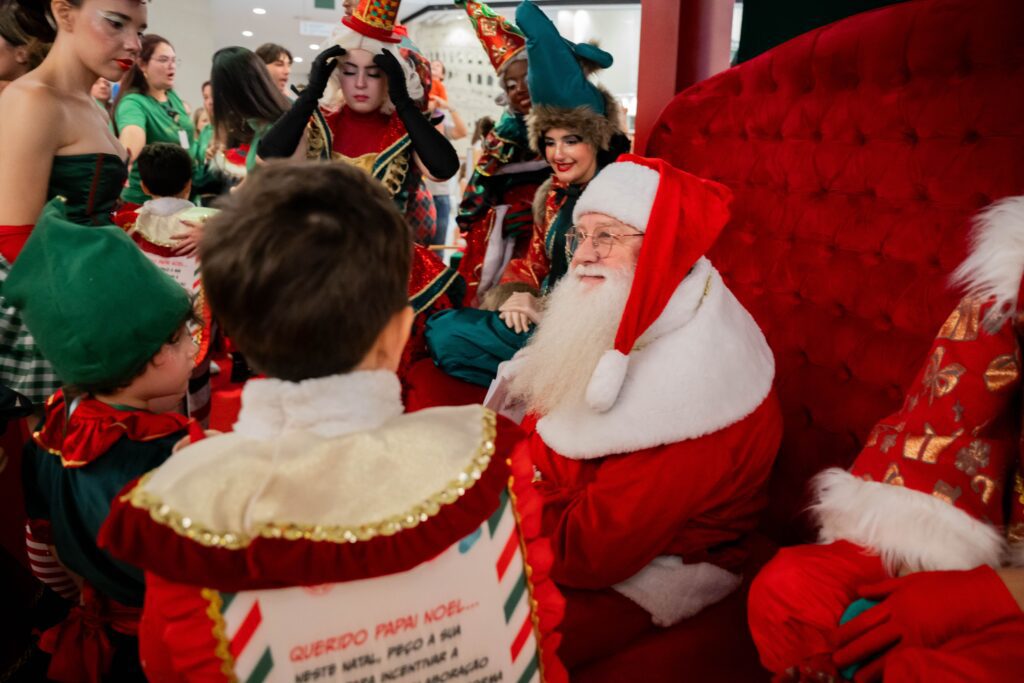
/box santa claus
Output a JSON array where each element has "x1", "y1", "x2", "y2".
[{"x1": 502, "y1": 154, "x2": 784, "y2": 671}]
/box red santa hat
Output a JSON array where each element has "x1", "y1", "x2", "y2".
[
  {"x1": 571, "y1": 154, "x2": 733, "y2": 412},
  {"x1": 815, "y1": 196, "x2": 1024, "y2": 572}
]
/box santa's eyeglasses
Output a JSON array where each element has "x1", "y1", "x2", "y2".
[{"x1": 565, "y1": 227, "x2": 644, "y2": 259}]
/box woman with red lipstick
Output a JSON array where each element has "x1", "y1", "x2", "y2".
[
  {"x1": 114, "y1": 34, "x2": 195, "y2": 206},
  {"x1": 0, "y1": 0, "x2": 145, "y2": 405},
  {"x1": 419, "y1": 0, "x2": 629, "y2": 391},
  {"x1": 257, "y1": 0, "x2": 459, "y2": 245},
  {"x1": 494, "y1": 1, "x2": 630, "y2": 334},
  {"x1": 257, "y1": 0, "x2": 463, "y2": 390}
]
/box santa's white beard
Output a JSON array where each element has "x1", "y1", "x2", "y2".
[{"x1": 510, "y1": 263, "x2": 633, "y2": 415}]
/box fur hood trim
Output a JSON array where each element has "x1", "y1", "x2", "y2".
[
  {"x1": 812, "y1": 468, "x2": 1007, "y2": 573},
  {"x1": 951, "y1": 195, "x2": 1024, "y2": 327},
  {"x1": 532, "y1": 176, "x2": 555, "y2": 228},
  {"x1": 527, "y1": 85, "x2": 622, "y2": 155}
]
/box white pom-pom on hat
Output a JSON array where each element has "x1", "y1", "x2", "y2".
[{"x1": 585, "y1": 349, "x2": 630, "y2": 412}]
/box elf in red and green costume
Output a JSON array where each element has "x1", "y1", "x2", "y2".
[
  {"x1": 453, "y1": 0, "x2": 550, "y2": 306},
  {"x1": 6, "y1": 199, "x2": 196, "y2": 682}
]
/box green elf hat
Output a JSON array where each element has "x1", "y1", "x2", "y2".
[
  {"x1": 515, "y1": 0, "x2": 613, "y2": 115},
  {"x1": 3, "y1": 198, "x2": 191, "y2": 387}
]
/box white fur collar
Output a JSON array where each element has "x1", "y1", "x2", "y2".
[
  {"x1": 233, "y1": 371, "x2": 404, "y2": 441},
  {"x1": 139, "y1": 197, "x2": 195, "y2": 217},
  {"x1": 536, "y1": 259, "x2": 775, "y2": 458}
]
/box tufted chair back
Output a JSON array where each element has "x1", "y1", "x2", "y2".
[{"x1": 647, "y1": 0, "x2": 1024, "y2": 543}]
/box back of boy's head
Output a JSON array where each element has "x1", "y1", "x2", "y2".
[
  {"x1": 201, "y1": 161, "x2": 412, "y2": 382},
  {"x1": 138, "y1": 143, "x2": 193, "y2": 198}
]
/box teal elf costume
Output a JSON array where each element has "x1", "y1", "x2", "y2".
[{"x1": 424, "y1": 0, "x2": 630, "y2": 388}]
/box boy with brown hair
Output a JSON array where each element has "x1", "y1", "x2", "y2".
[
  {"x1": 99, "y1": 161, "x2": 566, "y2": 683},
  {"x1": 5, "y1": 198, "x2": 196, "y2": 681}
]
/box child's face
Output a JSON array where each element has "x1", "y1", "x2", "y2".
[{"x1": 138, "y1": 324, "x2": 197, "y2": 404}]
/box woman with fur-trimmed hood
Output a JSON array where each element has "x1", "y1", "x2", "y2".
[{"x1": 420, "y1": 0, "x2": 629, "y2": 392}]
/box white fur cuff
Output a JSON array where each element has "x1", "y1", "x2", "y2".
[
  {"x1": 812, "y1": 468, "x2": 1007, "y2": 573},
  {"x1": 613, "y1": 556, "x2": 741, "y2": 627}
]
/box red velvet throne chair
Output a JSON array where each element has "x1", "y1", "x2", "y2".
[{"x1": 576, "y1": 0, "x2": 1024, "y2": 679}]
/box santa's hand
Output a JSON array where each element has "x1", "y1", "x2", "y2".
[
  {"x1": 171, "y1": 220, "x2": 204, "y2": 256},
  {"x1": 833, "y1": 567, "x2": 1022, "y2": 680}
]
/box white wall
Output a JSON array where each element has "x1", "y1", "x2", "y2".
[
  {"x1": 407, "y1": 4, "x2": 641, "y2": 134},
  {"x1": 146, "y1": 0, "x2": 216, "y2": 111}
]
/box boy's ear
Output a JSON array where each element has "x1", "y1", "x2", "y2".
[
  {"x1": 13, "y1": 46, "x2": 29, "y2": 66},
  {"x1": 179, "y1": 179, "x2": 193, "y2": 199},
  {"x1": 140, "y1": 179, "x2": 152, "y2": 198},
  {"x1": 364, "y1": 306, "x2": 414, "y2": 373}
]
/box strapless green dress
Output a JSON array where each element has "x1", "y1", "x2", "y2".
[{"x1": 0, "y1": 153, "x2": 128, "y2": 402}]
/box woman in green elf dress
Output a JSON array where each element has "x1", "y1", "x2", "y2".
[
  {"x1": 0, "y1": 0, "x2": 145, "y2": 404},
  {"x1": 114, "y1": 33, "x2": 194, "y2": 207}
]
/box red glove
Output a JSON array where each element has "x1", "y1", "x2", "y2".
[{"x1": 834, "y1": 566, "x2": 1022, "y2": 682}]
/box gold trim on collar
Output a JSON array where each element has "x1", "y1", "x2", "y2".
[{"x1": 124, "y1": 411, "x2": 498, "y2": 550}]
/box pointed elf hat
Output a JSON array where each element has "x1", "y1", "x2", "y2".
[
  {"x1": 342, "y1": 0, "x2": 403, "y2": 43},
  {"x1": 2, "y1": 198, "x2": 191, "y2": 386},
  {"x1": 456, "y1": 0, "x2": 526, "y2": 74},
  {"x1": 572, "y1": 154, "x2": 733, "y2": 412},
  {"x1": 515, "y1": 0, "x2": 612, "y2": 115},
  {"x1": 814, "y1": 196, "x2": 1024, "y2": 573}
]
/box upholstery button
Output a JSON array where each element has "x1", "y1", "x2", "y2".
[
  {"x1": 913, "y1": 184, "x2": 929, "y2": 201},
  {"x1": 929, "y1": 255, "x2": 942, "y2": 269},
  {"x1": 903, "y1": 129, "x2": 918, "y2": 145},
  {"x1": 962, "y1": 129, "x2": 980, "y2": 144},
  {"x1": 812, "y1": 130, "x2": 823, "y2": 142},
  {"x1": 887, "y1": 384, "x2": 903, "y2": 401},
  {"x1": 877, "y1": 314, "x2": 893, "y2": 331},
  {"x1": 837, "y1": 365, "x2": 852, "y2": 381},
  {"x1": 855, "y1": 131, "x2": 867, "y2": 146},
  {"x1": 976, "y1": 193, "x2": 992, "y2": 208},
  {"x1": 739, "y1": 130, "x2": 749, "y2": 141},
  {"x1": 832, "y1": 302, "x2": 846, "y2": 317},
  {"x1": 864, "y1": 187, "x2": 877, "y2": 198}
]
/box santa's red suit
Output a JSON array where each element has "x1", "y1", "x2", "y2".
[
  {"x1": 748, "y1": 196, "x2": 1024, "y2": 681},
  {"x1": 508, "y1": 155, "x2": 784, "y2": 672}
]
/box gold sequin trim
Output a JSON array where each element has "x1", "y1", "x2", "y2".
[
  {"x1": 201, "y1": 589, "x2": 238, "y2": 683},
  {"x1": 127, "y1": 410, "x2": 498, "y2": 550}
]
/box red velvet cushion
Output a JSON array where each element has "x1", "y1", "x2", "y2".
[{"x1": 648, "y1": 0, "x2": 1024, "y2": 542}]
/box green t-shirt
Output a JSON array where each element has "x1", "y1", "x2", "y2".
[{"x1": 115, "y1": 90, "x2": 195, "y2": 204}]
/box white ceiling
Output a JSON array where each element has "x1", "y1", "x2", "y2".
[{"x1": 211, "y1": 0, "x2": 438, "y2": 69}]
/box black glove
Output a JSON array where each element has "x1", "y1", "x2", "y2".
[
  {"x1": 258, "y1": 45, "x2": 346, "y2": 159},
  {"x1": 373, "y1": 50, "x2": 459, "y2": 181}
]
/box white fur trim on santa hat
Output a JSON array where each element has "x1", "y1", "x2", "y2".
[
  {"x1": 613, "y1": 556, "x2": 741, "y2": 627},
  {"x1": 812, "y1": 468, "x2": 1007, "y2": 574},
  {"x1": 585, "y1": 349, "x2": 629, "y2": 412},
  {"x1": 536, "y1": 258, "x2": 775, "y2": 458},
  {"x1": 950, "y1": 195, "x2": 1024, "y2": 324},
  {"x1": 572, "y1": 161, "x2": 661, "y2": 231}
]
